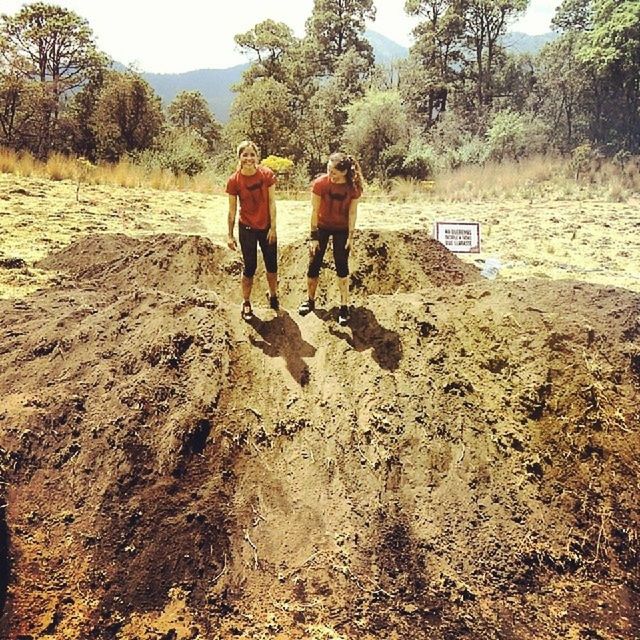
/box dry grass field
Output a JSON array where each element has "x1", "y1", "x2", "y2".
[{"x1": 1, "y1": 164, "x2": 639, "y2": 299}]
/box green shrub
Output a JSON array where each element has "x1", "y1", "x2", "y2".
[
  {"x1": 570, "y1": 142, "x2": 600, "y2": 181},
  {"x1": 486, "y1": 110, "x2": 526, "y2": 161},
  {"x1": 401, "y1": 141, "x2": 437, "y2": 180},
  {"x1": 379, "y1": 143, "x2": 407, "y2": 180},
  {"x1": 427, "y1": 111, "x2": 487, "y2": 170},
  {"x1": 133, "y1": 128, "x2": 210, "y2": 177}
]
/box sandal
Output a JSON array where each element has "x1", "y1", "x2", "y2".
[
  {"x1": 338, "y1": 305, "x2": 350, "y2": 326},
  {"x1": 298, "y1": 299, "x2": 315, "y2": 316},
  {"x1": 241, "y1": 301, "x2": 254, "y2": 321},
  {"x1": 267, "y1": 292, "x2": 279, "y2": 311}
]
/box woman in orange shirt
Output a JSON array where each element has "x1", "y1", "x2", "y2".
[
  {"x1": 298, "y1": 152, "x2": 363, "y2": 326},
  {"x1": 226, "y1": 140, "x2": 278, "y2": 321}
]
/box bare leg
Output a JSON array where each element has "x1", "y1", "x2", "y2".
[
  {"x1": 266, "y1": 271, "x2": 278, "y2": 297},
  {"x1": 307, "y1": 276, "x2": 319, "y2": 301},
  {"x1": 242, "y1": 275, "x2": 253, "y2": 302},
  {"x1": 337, "y1": 276, "x2": 349, "y2": 306}
]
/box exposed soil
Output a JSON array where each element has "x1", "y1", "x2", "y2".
[{"x1": 0, "y1": 227, "x2": 638, "y2": 640}]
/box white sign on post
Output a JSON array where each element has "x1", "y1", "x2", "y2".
[{"x1": 434, "y1": 221, "x2": 481, "y2": 253}]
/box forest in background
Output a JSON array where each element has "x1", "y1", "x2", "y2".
[{"x1": 0, "y1": 0, "x2": 639, "y2": 186}]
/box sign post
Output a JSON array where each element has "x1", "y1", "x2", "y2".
[{"x1": 434, "y1": 221, "x2": 481, "y2": 253}]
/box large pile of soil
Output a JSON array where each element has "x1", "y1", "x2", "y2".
[{"x1": 0, "y1": 231, "x2": 638, "y2": 640}]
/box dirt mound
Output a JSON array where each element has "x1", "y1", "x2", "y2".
[
  {"x1": 38, "y1": 233, "x2": 243, "y2": 298},
  {"x1": 37, "y1": 229, "x2": 478, "y2": 306},
  {"x1": 1, "y1": 233, "x2": 639, "y2": 639},
  {"x1": 278, "y1": 229, "x2": 480, "y2": 308}
]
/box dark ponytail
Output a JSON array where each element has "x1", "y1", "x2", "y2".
[{"x1": 329, "y1": 152, "x2": 364, "y2": 192}]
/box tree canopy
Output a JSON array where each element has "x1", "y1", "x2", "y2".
[
  {"x1": 0, "y1": 2, "x2": 107, "y2": 154},
  {"x1": 1, "y1": 0, "x2": 640, "y2": 178},
  {"x1": 167, "y1": 90, "x2": 222, "y2": 152},
  {"x1": 1, "y1": 3, "x2": 107, "y2": 92}
]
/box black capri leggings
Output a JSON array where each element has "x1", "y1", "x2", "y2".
[
  {"x1": 239, "y1": 224, "x2": 277, "y2": 278},
  {"x1": 308, "y1": 228, "x2": 349, "y2": 279}
]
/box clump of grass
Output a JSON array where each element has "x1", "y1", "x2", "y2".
[
  {"x1": 0, "y1": 148, "x2": 16, "y2": 173},
  {"x1": 15, "y1": 152, "x2": 37, "y2": 177},
  {"x1": 189, "y1": 169, "x2": 226, "y2": 195},
  {"x1": 45, "y1": 153, "x2": 69, "y2": 181},
  {"x1": 0, "y1": 146, "x2": 228, "y2": 193},
  {"x1": 385, "y1": 177, "x2": 435, "y2": 202},
  {"x1": 107, "y1": 159, "x2": 142, "y2": 188},
  {"x1": 433, "y1": 153, "x2": 639, "y2": 202},
  {"x1": 0, "y1": 148, "x2": 37, "y2": 176},
  {"x1": 0, "y1": 146, "x2": 637, "y2": 202},
  {"x1": 607, "y1": 180, "x2": 627, "y2": 203},
  {"x1": 621, "y1": 156, "x2": 640, "y2": 191},
  {"x1": 147, "y1": 167, "x2": 177, "y2": 191},
  {"x1": 75, "y1": 157, "x2": 95, "y2": 201},
  {"x1": 434, "y1": 155, "x2": 569, "y2": 201}
]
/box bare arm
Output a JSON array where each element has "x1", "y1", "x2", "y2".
[
  {"x1": 310, "y1": 193, "x2": 320, "y2": 231},
  {"x1": 227, "y1": 194, "x2": 238, "y2": 250},
  {"x1": 345, "y1": 198, "x2": 359, "y2": 249},
  {"x1": 267, "y1": 184, "x2": 277, "y2": 243},
  {"x1": 308, "y1": 193, "x2": 321, "y2": 255}
]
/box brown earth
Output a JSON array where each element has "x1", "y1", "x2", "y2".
[{"x1": 0, "y1": 174, "x2": 639, "y2": 639}]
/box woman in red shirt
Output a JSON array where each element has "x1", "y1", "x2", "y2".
[
  {"x1": 298, "y1": 152, "x2": 363, "y2": 326},
  {"x1": 226, "y1": 140, "x2": 278, "y2": 321}
]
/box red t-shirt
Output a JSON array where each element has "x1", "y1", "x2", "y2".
[
  {"x1": 312, "y1": 174, "x2": 362, "y2": 230},
  {"x1": 226, "y1": 165, "x2": 276, "y2": 230}
]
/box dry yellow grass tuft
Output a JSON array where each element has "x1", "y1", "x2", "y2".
[
  {"x1": 1, "y1": 147, "x2": 637, "y2": 203},
  {"x1": 0, "y1": 147, "x2": 227, "y2": 194},
  {"x1": 433, "y1": 155, "x2": 566, "y2": 201},
  {"x1": 44, "y1": 152, "x2": 69, "y2": 181}
]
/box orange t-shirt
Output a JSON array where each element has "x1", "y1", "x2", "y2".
[
  {"x1": 226, "y1": 165, "x2": 276, "y2": 230},
  {"x1": 312, "y1": 174, "x2": 362, "y2": 230}
]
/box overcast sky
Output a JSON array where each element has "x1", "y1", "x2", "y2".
[{"x1": 3, "y1": 0, "x2": 561, "y2": 74}]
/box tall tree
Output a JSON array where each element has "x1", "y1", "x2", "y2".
[
  {"x1": 546, "y1": 0, "x2": 640, "y2": 152},
  {"x1": 224, "y1": 77, "x2": 296, "y2": 159},
  {"x1": 552, "y1": 0, "x2": 594, "y2": 31},
  {"x1": 535, "y1": 34, "x2": 592, "y2": 150},
  {"x1": 343, "y1": 90, "x2": 411, "y2": 179},
  {"x1": 305, "y1": 0, "x2": 376, "y2": 76},
  {"x1": 0, "y1": 2, "x2": 107, "y2": 154},
  {"x1": 167, "y1": 90, "x2": 221, "y2": 152},
  {"x1": 461, "y1": 0, "x2": 528, "y2": 107},
  {"x1": 300, "y1": 49, "x2": 372, "y2": 171},
  {"x1": 92, "y1": 71, "x2": 163, "y2": 161},
  {"x1": 234, "y1": 20, "x2": 297, "y2": 85},
  {"x1": 64, "y1": 69, "x2": 107, "y2": 159},
  {"x1": 578, "y1": 0, "x2": 640, "y2": 151},
  {"x1": 0, "y1": 72, "x2": 48, "y2": 151},
  {"x1": 403, "y1": 0, "x2": 465, "y2": 128},
  {"x1": 492, "y1": 52, "x2": 537, "y2": 112}
]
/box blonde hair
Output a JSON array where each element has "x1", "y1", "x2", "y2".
[
  {"x1": 236, "y1": 139, "x2": 259, "y2": 159},
  {"x1": 235, "y1": 140, "x2": 260, "y2": 171}
]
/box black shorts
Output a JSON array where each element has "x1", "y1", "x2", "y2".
[
  {"x1": 307, "y1": 228, "x2": 349, "y2": 279},
  {"x1": 239, "y1": 224, "x2": 277, "y2": 278}
]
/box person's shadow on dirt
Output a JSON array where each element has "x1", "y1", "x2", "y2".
[
  {"x1": 318, "y1": 306, "x2": 403, "y2": 371},
  {"x1": 248, "y1": 312, "x2": 316, "y2": 386}
]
